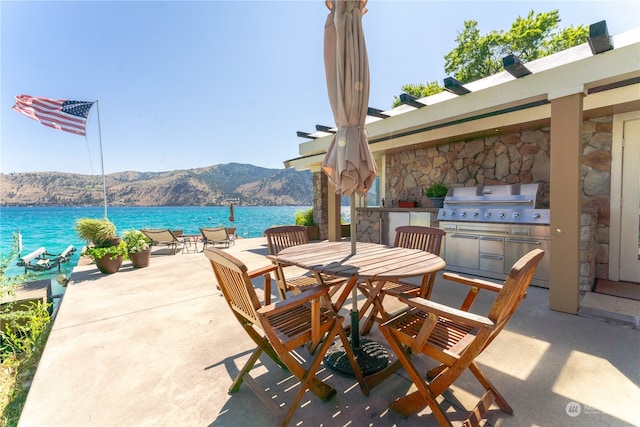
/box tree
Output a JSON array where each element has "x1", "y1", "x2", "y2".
[{"x1": 392, "y1": 10, "x2": 588, "y2": 108}]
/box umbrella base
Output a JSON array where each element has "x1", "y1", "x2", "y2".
[{"x1": 323, "y1": 337, "x2": 389, "y2": 377}]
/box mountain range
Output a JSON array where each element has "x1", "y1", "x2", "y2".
[{"x1": 0, "y1": 163, "x2": 313, "y2": 207}]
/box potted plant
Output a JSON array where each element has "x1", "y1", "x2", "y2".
[
  {"x1": 423, "y1": 183, "x2": 448, "y2": 208},
  {"x1": 75, "y1": 218, "x2": 125, "y2": 274},
  {"x1": 84, "y1": 242, "x2": 127, "y2": 274},
  {"x1": 294, "y1": 208, "x2": 319, "y2": 241},
  {"x1": 122, "y1": 230, "x2": 152, "y2": 268}
]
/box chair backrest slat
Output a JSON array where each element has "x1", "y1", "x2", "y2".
[
  {"x1": 394, "y1": 226, "x2": 445, "y2": 255},
  {"x1": 205, "y1": 248, "x2": 262, "y2": 326},
  {"x1": 264, "y1": 225, "x2": 309, "y2": 256}
]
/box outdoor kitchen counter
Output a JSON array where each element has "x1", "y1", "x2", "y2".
[
  {"x1": 357, "y1": 207, "x2": 438, "y2": 212},
  {"x1": 355, "y1": 207, "x2": 440, "y2": 245}
]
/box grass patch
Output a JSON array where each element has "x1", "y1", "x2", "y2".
[{"x1": 0, "y1": 321, "x2": 50, "y2": 427}]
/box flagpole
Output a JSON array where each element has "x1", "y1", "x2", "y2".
[{"x1": 94, "y1": 100, "x2": 108, "y2": 218}]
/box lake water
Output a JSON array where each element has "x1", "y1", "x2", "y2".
[{"x1": 1, "y1": 205, "x2": 338, "y2": 295}]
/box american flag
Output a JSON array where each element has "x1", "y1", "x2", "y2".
[{"x1": 13, "y1": 94, "x2": 94, "y2": 136}]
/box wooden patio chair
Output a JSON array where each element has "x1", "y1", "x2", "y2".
[
  {"x1": 359, "y1": 226, "x2": 446, "y2": 335},
  {"x1": 200, "y1": 227, "x2": 230, "y2": 249},
  {"x1": 140, "y1": 229, "x2": 184, "y2": 255},
  {"x1": 204, "y1": 248, "x2": 366, "y2": 426},
  {"x1": 264, "y1": 225, "x2": 345, "y2": 301},
  {"x1": 379, "y1": 248, "x2": 545, "y2": 426}
]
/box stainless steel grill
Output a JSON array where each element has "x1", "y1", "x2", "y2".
[
  {"x1": 437, "y1": 183, "x2": 549, "y2": 224},
  {"x1": 438, "y1": 184, "x2": 550, "y2": 287}
]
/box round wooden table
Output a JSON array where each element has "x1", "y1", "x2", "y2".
[{"x1": 276, "y1": 241, "x2": 446, "y2": 379}]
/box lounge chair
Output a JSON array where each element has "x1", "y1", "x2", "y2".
[
  {"x1": 140, "y1": 229, "x2": 185, "y2": 255},
  {"x1": 226, "y1": 227, "x2": 236, "y2": 246},
  {"x1": 199, "y1": 227, "x2": 230, "y2": 249}
]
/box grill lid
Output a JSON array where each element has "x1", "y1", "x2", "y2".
[{"x1": 438, "y1": 184, "x2": 549, "y2": 224}]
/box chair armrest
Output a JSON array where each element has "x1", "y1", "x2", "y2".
[
  {"x1": 248, "y1": 264, "x2": 277, "y2": 279},
  {"x1": 397, "y1": 294, "x2": 494, "y2": 329},
  {"x1": 258, "y1": 285, "x2": 328, "y2": 317},
  {"x1": 442, "y1": 272, "x2": 503, "y2": 293}
]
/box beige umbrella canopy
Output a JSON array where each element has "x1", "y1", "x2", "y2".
[
  {"x1": 321, "y1": 0, "x2": 387, "y2": 376},
  {"x1": 322, "y1": 0, "x2": 376, "y2": 202}
]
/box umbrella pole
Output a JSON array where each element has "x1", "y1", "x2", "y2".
[
  {"x1": 350, "y1": 194, "x2": 356, "y2": 254},
  {"x1": 325, "y1": 193, "x2": 388, "y2": 377},
  {"x1": 349, "y1": 194, "x2": 360, "y2": 347}
]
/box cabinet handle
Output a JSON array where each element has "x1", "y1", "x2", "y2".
[
  {"x1": 459, "y1": 228, "x2": 504, "y2": 234},
  {"x1": 480, "y1": 254, "x2": 503, "y2": 260},
  {"x1": 451, "y1": 234, "x2": 479, "y2": 239},
  {"x1": 506, "y1": 238, "x2": 541, "y2": 245},
  {"x1": 480, "y1": 236, "x2": 503, "y2": 241}
]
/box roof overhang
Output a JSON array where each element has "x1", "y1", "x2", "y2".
[{"x1": 286, "y1": 27, "x2": 640, "y2": 171}]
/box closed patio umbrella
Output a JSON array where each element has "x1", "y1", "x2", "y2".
[
  {"x1": 321, "y1": 0, "x2": 386, "y2": 376},
  {"x1": 322, "y1": 0, "x2": 376, "y2": 256}
]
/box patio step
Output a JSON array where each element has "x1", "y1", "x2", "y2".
[{"x1": 578, "y1": 292, "x2": 640, "y2": 329}]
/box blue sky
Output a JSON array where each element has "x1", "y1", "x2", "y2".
[{"x1": 1, "y1": 1, "x2": 638, "y2": 175}]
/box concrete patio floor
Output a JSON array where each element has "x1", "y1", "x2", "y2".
[{"x1": 18, "y1": 237, "x2": 640, "y2": 426}]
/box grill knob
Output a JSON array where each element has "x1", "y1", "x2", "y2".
[
  {"x1": 512, "y1": 211, "x2": 520, "y2": 219},
  {"x1": 532, "y1": 212, "x2": 540, "y2": 219},
  {"x1": 473, "y1": 211, "x2": 479, "y2": 217},
  {"x1": 484, "y1": 211, "x2": 492, "y2": 219},
  {"x1": 498, "y1": 212, "x2": 505, "y2": 219},
  {"x1": 461, "y1": 211, "x2": 467, "y2": 217}
]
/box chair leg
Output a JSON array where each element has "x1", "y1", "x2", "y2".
[
  {"x1": 380, "y1": 321, "x2": 453, "y2": 426},
  {"x1": 468, "y1": 361, "x2": 512, "y2": 415},
  {"x1": 278, "y1": 321, "x2": 343, "y2": 427},
  {"x1": 335, "y1": 320, "x2": 368, "y2": 395},
  {"x1": 229, "y1": 347, "x2": 263, "y2": 393}
]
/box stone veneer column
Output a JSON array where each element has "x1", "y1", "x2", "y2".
[
  {"x1": 312, "y1": 172, "x2": 327, "y2": 240},
  {"x1": 313, "y1": 171, "x2": 341, "y2": 241}
]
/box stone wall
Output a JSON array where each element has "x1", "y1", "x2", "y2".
[
  {"x1": 386, "y1": 130, "x2": 551, "y2": 207},
  {"x1": 383, "y1": 116, "x2": 613, "y2": 285},
  {"x1": 356, "y1": 209, "x2": 381, "y2": 243},
  {"x1": 581, "y1": 117, "x2": 613, "y2": 281}
]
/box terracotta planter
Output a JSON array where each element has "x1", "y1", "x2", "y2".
[
  {"x1": 95, "y1": 254, "x2": 124, "y2": 274},
  {"x1": 398, "y1": 201, "x2": 417, "y2": 208},
  {"x1": 129, "y1": 250, "x2": 151, "y2": 268}
]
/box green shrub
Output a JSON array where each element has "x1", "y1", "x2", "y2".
[
  {"x1": 294, "y1": 208, "x2": 315, "y2": 226},
  {"x1": 0, "y1": 233, "x2": 52, "y2": 425},
  {"x1": 121, "y1": 230, "x2": 150, "y2": 253},
  {"x1": 84, "y1": 241, "x2": 127, "y2": 261},
  {"x1": 74, "y1": 218, "x2": 117, "y2": 247},
  {"x1": 0, "y1": 301, "x2": 50, "y2": 358}
]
